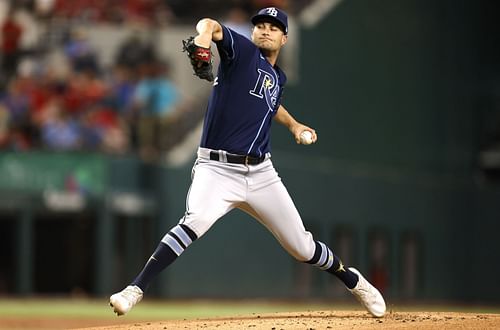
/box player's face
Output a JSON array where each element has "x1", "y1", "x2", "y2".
[{"x1": 251, "y1": 21, "x2": 287, "y2": 53}]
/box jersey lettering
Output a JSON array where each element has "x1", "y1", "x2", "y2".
[
  {"x1": 249, "y1": 69, "x2": 271, "y2": 99},
  {"x1": 249, "y1": 69, "x2": 280, "y2": 111}
]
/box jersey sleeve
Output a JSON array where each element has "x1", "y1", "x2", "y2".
[{"x1": 215, "y1": 24, "x2": 255, "y2": 63}]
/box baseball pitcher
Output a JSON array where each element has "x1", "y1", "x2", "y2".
[{"x1": 110, "y1": 7, "x2": 386, "y2": 318}]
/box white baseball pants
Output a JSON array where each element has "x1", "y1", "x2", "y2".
[{"x1": 178, "y1": 147, "x2": 316, "y2": 262}]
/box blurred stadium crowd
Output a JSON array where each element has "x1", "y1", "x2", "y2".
[{"x1": 0, "y1": 0, "x2": 311, "y2": 161}]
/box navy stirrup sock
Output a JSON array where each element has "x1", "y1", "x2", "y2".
[
  {"x1": 131, "y1": 224, "x2": 197, "y2": 291},
  {"x1": 306, "y1": 241, "x2": 359, "y2": 289}
]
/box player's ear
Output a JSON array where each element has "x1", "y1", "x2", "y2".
[
  {"x1": 251, "y1": 26, "x2": 258, "y2": 41},
  {"x1": 281, "y1": 34, "x2": 288, "y2": 46}
]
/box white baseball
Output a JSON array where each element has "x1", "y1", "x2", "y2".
[{"x1": 299, "y1": 131, "x2": 313, "y2": 145}]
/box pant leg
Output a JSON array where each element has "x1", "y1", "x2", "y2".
[
  {"x1": 240, "y1": 161, "x2": 316, "y2": 262},
  {"x1": 239, "y1": 160, "x2": 361, "y2": 289},
  {"x1": 179, "y1": 158, "x2": 247, "y2": 237},
  {"x1": 130, "y1": 158, "x2": 247, "y2": 290}
]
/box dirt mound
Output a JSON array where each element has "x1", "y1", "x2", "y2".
[{"x1": 75, "y1": 310, "x2": 500, "y2": 330}]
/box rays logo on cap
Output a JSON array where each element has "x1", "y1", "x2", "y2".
[
  {"x1": 251, "y1": 7, "x2": 289, "y2": 34},
  {"x1": 266, "y1": 7, "x2": 278, "y2": 17}
]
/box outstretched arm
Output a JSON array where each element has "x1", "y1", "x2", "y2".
[
  {"x1": 194, "y1": 18, "x2": 223, "y2": 47},
  {"x1": 274, "y1": 105, "x2": 318, "y2": 144}
]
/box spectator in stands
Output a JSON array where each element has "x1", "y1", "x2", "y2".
[
  {"x1": 114, "y1": 28, "x2": 155, "y2": 72},
  {"x1": 1, "y1": 78, "x2": 30, "y2": 126},
  {"x1": 123, "y1": 0, "x2": 174, "y2": 26},
  {"x1": 40, "y1": 97, "x2": 82, "y2": 150},
  {"x1": 63, "y1": 27, "x2": 99, "y2": 73},
  {"x1": 0, "y1": 77, "x2": 34, "y2": 149},
  {"x1": 1, "y1": 7, "x2": 24, "y2": 85},
  {"x1": 28, "y1": 52, "x2": 71, "y2": 131},
  {"x1": 80, "y1": 105, "x2": 129, "y2": 154},
  {"x1": 101, "y1": 65, "x2": 137, "y2": 153},
  {"x1": 132, "y1": 58, "x2": 179, "y2": 160},
  {"x1": 63, "y1": 70, "x2": 107, "y2": 114},
  {"x1": 105, "y1": 64, "x2": 136, "y2": 115},
  {"x1": 0, "y1": 104, "x2": 8, "y2": 147},
  {"x1": 99, "y1": 113, "x2": 129, "y2": 154},
  {"x1": 0, "y1": 0, "x2": 213, "y2": 156},
  {"x1": 34, "y1": 0, "x2": 57, "y2": 18}
]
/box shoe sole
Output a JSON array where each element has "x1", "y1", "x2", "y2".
[{"x1": 109, "y1": 301, "x2": 125, "y2": 316}]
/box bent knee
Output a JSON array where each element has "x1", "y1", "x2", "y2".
[{"x1": 286, "y1": 238, "x2": 316, "y2": 262}]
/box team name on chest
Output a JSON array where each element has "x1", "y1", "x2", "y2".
[{"x1": 249, "y1": 68, "x2": 280, "y2": 111}]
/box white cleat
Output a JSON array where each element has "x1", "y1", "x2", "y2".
[
  {"x1": 348, "y1": 267, "x2": 386, "y2": 317},
  {"x1": 109, "y1": 285, "x2": 143, "y2": 316}
]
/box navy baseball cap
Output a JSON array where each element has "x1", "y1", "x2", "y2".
[{"x1": 251, "y1": 7, "x2": 288, "y2": 34}]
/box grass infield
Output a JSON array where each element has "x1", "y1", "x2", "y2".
[{"x1": 0, "y1": 298, "x2": 499, "y2": 320}]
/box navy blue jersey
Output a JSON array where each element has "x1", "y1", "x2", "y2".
[{"x1": 199, "y1": 25, "x2": 287, "y2": 157}]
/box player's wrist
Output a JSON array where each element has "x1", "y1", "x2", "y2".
[
  {"x1": 194, "y1": 35, "x2": 212, "y2": 48},
  {"x1": 195, "y1": 19, "x2": 217, "y2": 47}
]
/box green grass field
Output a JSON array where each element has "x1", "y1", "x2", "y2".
[
  {"x1": 1, "y1": 298, "x2": 499, "y2": 320},
  {"x1": 0, "y1": 298, "x2": 337, "y2": 320}
]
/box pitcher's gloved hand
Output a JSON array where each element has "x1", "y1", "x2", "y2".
[{"x1": 182, "y1": 36, "x2": 214, "y2": 82}]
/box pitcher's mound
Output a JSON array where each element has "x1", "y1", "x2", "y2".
[{"x1": 78, "y1": 310, "x2": 500, "y2": 329}]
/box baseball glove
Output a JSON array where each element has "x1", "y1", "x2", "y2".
[{"x1": 182, "y1": 36, "x2": 214, "y2": 82}]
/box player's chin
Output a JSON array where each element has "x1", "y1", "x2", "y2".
[
  {"x1": 257, "y1": 43, "x2": 276, "y2": 53},
  {"x1": 254, "y1": 41, "x2": 266, "y2": 48}
]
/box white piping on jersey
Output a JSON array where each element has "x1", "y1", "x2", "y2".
[
  {"x1": 265, "y1": 62, "x2": 280, "y2": 112},
  {"x1": 263, "y1": 54, "x2": 280, "y2": 90},
  {"x1": 225, "y1": 26, "x2": 236, "y2": 60},
  {"x1": 258, "y1": 53, "x2": 280, "y2": 103},
  {"x1": 247, "y1": 58, "x2": 280, "y2": 156},
  {"x1": 247, "y1": 109, "x2": 271, "y2": 157},
  {"x1": 181, "y1": 162, "x2": 196, "y2": 224},
  {"x1": 263, "y1": 82, "x2": 276, "y2": 112},
  {"x1": 269, "y1": 65, "x2": 279, "y2": 84}
]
